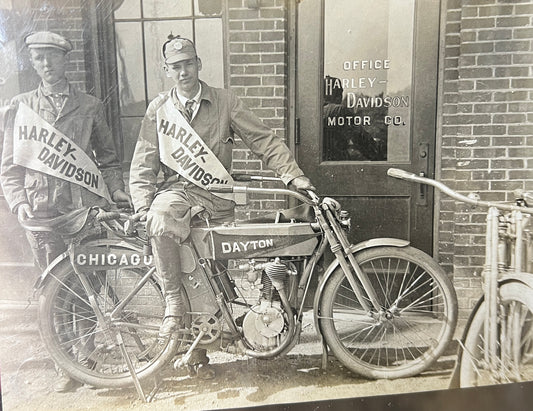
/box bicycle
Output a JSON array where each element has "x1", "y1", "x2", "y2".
[{"x1": 387, "y1": 168, "x2": 533, "y2": 388}]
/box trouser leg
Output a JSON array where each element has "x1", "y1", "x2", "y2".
[
  {"x1": 151, "y1": 234, "x2": 184, "y2": 318},
  {"x1": 25, "y1": 230, "x2": 67, "y2": 271}
]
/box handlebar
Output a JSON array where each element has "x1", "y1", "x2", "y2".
[
  {"x1": 208, "y1": 184, "x2": 316, "y2": 205},
  {"x1": 95, "y1": 211, "x2": 122, "y2": 222},
  {"x1": 231, "y1": 174, "x2": 283, "y2": 183},
  {"x1": 387, "y1": 168, "x2": 533, "y2": 214}
]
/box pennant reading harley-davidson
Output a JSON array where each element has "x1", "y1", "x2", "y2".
[
  {"x1": 156, "y1": 98, "x2": 235, "y2": 200},
  {"x1": 13, "y1": 103, "x2": 112, "y2": 202}
]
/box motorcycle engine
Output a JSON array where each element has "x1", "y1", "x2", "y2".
[
  {"x1": 240, "y1": 258, "x2": 295, "y2": 350},
  {"x1": 242, "y1": 300, "x2": 286, "y2": 350}
]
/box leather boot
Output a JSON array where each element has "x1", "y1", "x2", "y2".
[{"x1": 151, "y1": 235, "x2": 185, "y2": 337}]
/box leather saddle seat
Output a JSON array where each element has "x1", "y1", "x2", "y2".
[{"x1": 18, "y1": 207, "x2": 93, "y2": 237}]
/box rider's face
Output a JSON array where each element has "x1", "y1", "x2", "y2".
[
  {"x1": 29, "y1": 48, "x2": 67, "y2": 85},
  {"x1": 165, "y1": 57, "x2": 202, "y2": 97}
]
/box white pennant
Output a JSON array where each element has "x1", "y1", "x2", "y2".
[
  {"x1": 156, "y1": 98, "x2": 235, "y2": 200},
  {"x1": 13, "y1": 103, "x2": 112, "y2": 202}
]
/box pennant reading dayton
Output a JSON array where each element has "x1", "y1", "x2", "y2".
[
  {"x1": 156, "y1": 98, "x2": 234, "y2": 199},
  {"x1": 13, "y1": 103, "x2": 111, "y2": 201}
]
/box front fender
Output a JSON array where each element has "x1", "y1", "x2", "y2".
[
  {"x1": 32, "y1": 238, "x2": 146, "y2": 291},
  {"x1": 312, "y1": 238, "x2": 410, "y2": 337}
]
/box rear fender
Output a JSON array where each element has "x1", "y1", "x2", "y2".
[{"x1": 312, "y1": 238, "x2": 410, "y2": 337}]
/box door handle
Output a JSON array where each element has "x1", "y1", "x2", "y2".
[
  {"x1": 417, "y1": 171, "x2": 427, "y2": 205},
  {"x1": 417, "y1": 143, "x2": 429, "y2": 206}
]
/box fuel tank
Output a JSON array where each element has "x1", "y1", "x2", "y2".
[{"x1": 189, "y1": 222, "x2": 320, "y2": 259}]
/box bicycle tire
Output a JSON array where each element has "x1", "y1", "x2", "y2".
[
  {"x1": 38, "y1": 259, "x2": 183, "y2": 388},
  {"x1": 459, "y1": 281, "x2": 533, "y2": 387},
  {"x1": 319, "y1": 246, "x2": 458, "y2": 379}
]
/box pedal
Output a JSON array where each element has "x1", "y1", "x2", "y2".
[{"x1": 173, "y1": 330, "x2": 206, "y2": 370}]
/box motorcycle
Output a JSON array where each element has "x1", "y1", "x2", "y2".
[{"x1": 28, "y1": 175, "x2": 457, "y2": 401}]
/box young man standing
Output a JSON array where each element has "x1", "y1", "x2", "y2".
[{"x1": 0, "y1": 31, "x2": 130, "y2": 391}]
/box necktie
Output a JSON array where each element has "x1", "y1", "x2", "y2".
[{"x1": 184, "y1": 100, "x2": 194, "y2": 123}]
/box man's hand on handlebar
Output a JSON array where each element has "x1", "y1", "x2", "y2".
[
  {"x1": 288, "y1": 176, "x2": 316, "y2": 194},
  {"x1": 131, "y1": 207, "x2": 148, "y2": 222}
]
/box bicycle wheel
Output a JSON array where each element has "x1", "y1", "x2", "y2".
[
  {"x1": 460, "y1": 281, "x2": 533, "y2": 387},
  {"x1": 38, "y1": 259, "x2": 182, "y2": 388},
  {"x1": 319, "y1": 246, "x2": 458, "y2": 379}
]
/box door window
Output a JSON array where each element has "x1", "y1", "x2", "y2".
[
  {"x1": 113, "y1": 0, "x2": 225, "y2": 163},
  {"x1": 323, "y1": 0, "x2": 415, "y2": 162}
]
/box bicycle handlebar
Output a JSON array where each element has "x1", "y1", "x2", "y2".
[
  {"x1": 208, "y1": 184, "x2": 316, "y2": 205},
  {"x1": 387, "y1": 168, "x2": 533, "y2": 214},
  {"x1": 95, "y1": 211, "x2": 122, "y2": 222},
  {"x1": 231, "y1": 174, "x2": 283, "y2": 183}
]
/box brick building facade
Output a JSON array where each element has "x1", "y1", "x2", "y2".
[
  {"x1": 1, "y1": 0, "x2": 532, "y2": 321},
  {"x1": 440, "y1": 0, "x2": 533, "y2": 317}
]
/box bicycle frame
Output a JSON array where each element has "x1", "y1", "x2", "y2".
[{"x1": 387, "y1": 167, "x2": 533, "y2": 382}]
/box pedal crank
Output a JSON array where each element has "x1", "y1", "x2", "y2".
[{"x1": 173, "y1": 330, "x2": 206, "y2": 370}]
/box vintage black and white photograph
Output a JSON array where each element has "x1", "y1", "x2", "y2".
[{"x1": 0, "y1": 0, "x2": 532, "y2": 410}]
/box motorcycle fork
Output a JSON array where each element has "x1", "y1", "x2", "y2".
[{"x1": 317, "y1": 207, "x2": 382, "y2": 313}]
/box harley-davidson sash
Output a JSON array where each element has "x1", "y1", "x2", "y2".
[
  {"x1": 156, "y1": 98, "x2": 235, "y2": 199},
  {"x1": 13, "y1": 103, "x2": 112, "y2": 202}
]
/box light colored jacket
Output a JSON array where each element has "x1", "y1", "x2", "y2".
[
  {"x1": 129, "y1": 81, "x2": 304, "y2": 211},
  {"x1": 0, "y1": 84, "x2": 124, "y2": 215}
]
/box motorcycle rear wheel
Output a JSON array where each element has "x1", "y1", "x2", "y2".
[
  {"x1": 38, "y1": 260, "x2": 181, "y2": 388},
  {"x1": 459, "y1": 281, "x2": 533, "y2": 387},
  {"x1": 319, "y1": 246, "x2": 457, "y2": 379}
]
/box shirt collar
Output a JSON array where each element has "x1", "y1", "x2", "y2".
[
  {"x1": 174, "y1": 83, "x2": 202, "y2": 108},
  {"x1": 40, "y1": 79, "x2": 70, "y2": 98}
]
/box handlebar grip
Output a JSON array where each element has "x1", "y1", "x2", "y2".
[
  {"x1": 207, "y1": 184, "x2": 234, "y2": 193},
  {"x1": 231, "y1": 174, "x2": 253, "y2": 182},
  {"x1": 387, "y1": 168, "x2": 419, "y2": 181},
  {"x1": 514, "y1": 188, "x2": 533, "y2": 202},
  {"x1": 96, "y1": 211, "x2": 121, "y2": 222}
]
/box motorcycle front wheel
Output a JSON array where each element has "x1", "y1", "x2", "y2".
[
  {"x1": 459, "y1": 281, "x2": 533, "y2": 387},
  {"x1": 38, "y1": 259, "x2": 182, "y2": 388},
  {"x1": 319, "y1": 246, "x2": 457, "y2": 379}
]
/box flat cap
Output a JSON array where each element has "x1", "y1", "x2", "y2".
[
  {"x1": 24, "y1": 31, "x2": 72, "y2": 53},
  {"x1": 162, "y1": 35, "x2": 196, "y2": 64}
]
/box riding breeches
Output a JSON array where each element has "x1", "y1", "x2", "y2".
[{"x1": 146, "y1": 184, "x2": 234, "y2": 317}]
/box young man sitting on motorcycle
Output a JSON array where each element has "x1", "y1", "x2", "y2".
[
  {"x1": 129, "y1": 34, "x2": 314, "y2": 378},
  {"x1": 0, "y1": 31, "x2": 131, "y2": 392}
]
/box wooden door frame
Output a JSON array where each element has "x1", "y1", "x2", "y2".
[{"x1": 290, "y1": 0, "x2": 442, "y2": 256}]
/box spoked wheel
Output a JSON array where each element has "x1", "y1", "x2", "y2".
[
  {"x1": 38, "y1": 259, "x2": 182, "y2": 388},
  {"x1": 460, "y1": 281, "x2": 533, "y2": 387},
  {"x1": 319, "y1": 246, "x2": 458, "y2": 379}
]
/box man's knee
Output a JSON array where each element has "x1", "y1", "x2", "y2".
[{"x1": 146, "y1": 208, "x2": 191, "y2": 242}]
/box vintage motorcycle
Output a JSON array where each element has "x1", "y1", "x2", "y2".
[{"x1": 28, "y1": 175, "x2": 457, "y2": 400}]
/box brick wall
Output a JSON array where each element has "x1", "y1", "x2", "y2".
[
  {"x1": 227, "y1": 0, "x2": 289, "y2": 219},
  {"x1": 19, "y1": 0, "x2": 88, "y2": 93},
  {"x1": 440, "y1": 0, "x2": 533, "y2": 318}
]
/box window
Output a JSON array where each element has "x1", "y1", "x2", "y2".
[
  {"x1": 323, "y1": 0, "x2": 415, "y2": 162},
  {"x1": 113, "y1": 0, "x2": 226, "y2": 163}
]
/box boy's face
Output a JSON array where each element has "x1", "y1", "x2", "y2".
[
  {"x1": 165, "y1": 57, "x2": 202, "y2": 97},
  {"x1": 29, "y1": 47, "x2": 67, "y2": 85}
]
